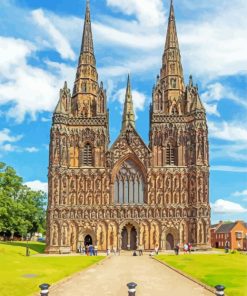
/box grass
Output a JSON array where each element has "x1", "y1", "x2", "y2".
[
  {"x1": 0, "y1": 241, "x2": 104, "y2": 296},
  {"x1": 157, "y1": 253, "x2": 247, "y2": 296}
]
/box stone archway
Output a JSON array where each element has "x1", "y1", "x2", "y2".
[
  {"x1": 119, "y1": 221, "x2": 139, "y2": 250},
  {"x1": 130, "y1": 227, "x2": 137, "y2": 250},
  {"x1": 84, "y1": 234, "x2": 93, "y2": 246},
  {"x1": 166, "y1": 233, "x2": 174, "y2": 250},
  {"x1": 78, "y1": 227, "x2": 96, "y2": 249},
  {"x1": 121, "y1": 227, "x2": 128, "y2": 249}
]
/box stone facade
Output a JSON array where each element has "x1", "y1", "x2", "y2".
[{"x1": 46, "y1": 0, "x2": 210, "y2": 253}]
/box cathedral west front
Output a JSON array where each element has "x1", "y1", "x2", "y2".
[{"x1": 46, "y1": 0, "x2": 211, "y2": 253}]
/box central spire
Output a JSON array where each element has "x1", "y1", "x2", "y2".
[{"x1": 122, "y1": 74, "x2": 135, "y2": 130}]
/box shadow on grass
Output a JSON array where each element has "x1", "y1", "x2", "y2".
[{"x1": 0, "y1": 241, "x2": 46, "y2": 253}]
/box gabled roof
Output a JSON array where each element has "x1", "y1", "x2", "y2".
[{"x1": 215, "y1": 223, "x2": 236, "y2": 234}]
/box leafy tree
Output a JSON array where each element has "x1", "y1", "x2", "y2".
[{"x1": 0, "y1": 162, "x2": 47, "y2": 238}]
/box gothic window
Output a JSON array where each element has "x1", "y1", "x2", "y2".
[
  {"x1": 114, "y1": 159, "x2": 144, "y2": 204},
  {"x1": 166, "y1": 144, "x2": 176, "y2": 165},
  {"x1": 81, "y1": 143, "x2": 93, "y2": 166}
]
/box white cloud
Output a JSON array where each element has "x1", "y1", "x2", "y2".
[
  {"x1": 25, "y1": 147, "x2": 39, "y2": 153},
  {"x1": 0, "y1": 129, "x2": 22, "y2": 144},
  {"x1": 0, "y1": 36, "x2": 74, "y2": 123},
  {"x1": 211, "y1": 199, "x2": 247, "y2": 214},
  {"x1": 98, "y1": 0, "x2": 247, "y2": 80},
  {"x1": 203, "y1": 102, "x2": 220, "y2": 117},
  {"x1": 211, "y1": 166, "x2": 247, "y2": 173},
  {"x1": 233, "y1": 189, "x2": 247, "y2": 197},
  {"x1": 201, "y1": 82, "x2": 247, "y2": 109},
  {"x1": 1, "y1": 144, "x2": 17, "y2": 152},
  {"x1": 179, "y1": 0, "x2": 247, "y2": 78},
  {"x1": 31, "y1": 9, "x2": 76, "y2": 60},
  {"x1": 93, "y1": 22, "x2": 163, "y2": 50},
  {"x1": 106, "y1": 0, "x2": 166, "y2": 28},
  {"x1": 24, "y1": 180, "x2": 48, "y2": 193},
  {"x1": 208, "y1": 121, "x2": 247, "y2": 143}
]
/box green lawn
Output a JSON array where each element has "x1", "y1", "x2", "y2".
[
  {"x1": 157, "y1": 253, "x2": 247, "y2": 296},
  {"x1": 0, "y1": 242, "x2": 103, "y2": 296}
]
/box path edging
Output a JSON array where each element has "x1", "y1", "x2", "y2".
[
  {"x1": 33, "y1": 256, "x2": 110, "y2": 295},
  {"x1": 153, "y1": 257, "x2": 217, "y2": 295}
]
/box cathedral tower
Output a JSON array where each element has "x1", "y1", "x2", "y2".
[{"x1": 46, "y1": 0, "x2": 210, "y2": 254}]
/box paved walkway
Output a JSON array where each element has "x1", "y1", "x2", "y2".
[{"x1": 50, "y1": 253, "x2": 214, "y2": 296}]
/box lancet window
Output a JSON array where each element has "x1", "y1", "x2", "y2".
[
  {"x1": 81, "y1": 143, "x2": 93, "y2": 166},
  {"x1": 166, "y1": 144, "x2": 176, "y2": 165},
  {"x1": 114, "y1": 159, "x2": 144, "y2": 204}
]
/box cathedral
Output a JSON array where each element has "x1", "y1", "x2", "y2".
[{"x1": 46, "y1": 0, "x2": 211, "y2": 253}]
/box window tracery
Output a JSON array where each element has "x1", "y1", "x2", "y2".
[
  {"x1": 81, "y1": 143, "x2": 93, "y2": 166},
  {"x1": 114, "y1": 159, "x2": 144, "y2": 204}
]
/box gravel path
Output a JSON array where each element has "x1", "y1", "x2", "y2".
[{"x1": 50, "y1": 253, "x2": 214, "y2": 296}]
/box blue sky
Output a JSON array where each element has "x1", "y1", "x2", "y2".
[{"x1": 0, "y1": 0, "x2": 246, "y2": 223}]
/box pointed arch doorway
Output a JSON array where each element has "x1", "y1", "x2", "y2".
[
  {"x1": 84, "y1": 234, "x2": 93, "y2": 246},
  {"x1": 121, "y1": 223, "x2": 138, "y2": 250},
  {"x1": 166, "y1": 233, "x2": 174, "y2": 250}
]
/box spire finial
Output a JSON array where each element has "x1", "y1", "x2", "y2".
[{"x1": 122, "y1": 74, "x2": 135, "y2": 130}]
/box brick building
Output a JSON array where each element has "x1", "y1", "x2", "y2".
[{"x1": 211, "y1": 221, "x2": 247, "y2": 250}]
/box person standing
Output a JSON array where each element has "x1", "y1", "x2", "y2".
[
  {"x1": 183, "y1": 243, "x2": 188, "y2": 254},
  {"x1": 188, "y1": 243, "x2": 192, "y2": 253},
  {"x1": 174, "y1": 243, "x2": 180, "y2": 255},
  {"x1": 94, "y1": 245, "x2": 98, "y2": 256},
  {"x1": 89, "y1": 244, "x2": 93, "y2": 256},
  {"x1": 155, "y1": 244, "x2": 159, "y2": 255}
]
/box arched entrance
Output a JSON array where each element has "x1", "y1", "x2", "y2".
[
  {"x1": 130, "y1": 227, "x2": 137, "y2": 250},
  {"x1": 166, "y1": 233, "x2": 174, "y2": 250},
  {"x1": 121, "y1": 223, "x2": 138, "y2": 250},
  {"x1": 121, "y1": 227, "x2": 128, "y2": 249},
  {"x1": 84, "y1": 234, "x2": 93, "y2": 246}
]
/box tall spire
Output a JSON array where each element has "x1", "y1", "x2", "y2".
[
  {"x1": 72, "y1": 0, "x2": 100, "y2": 117},
  {"x1": 81, "y1": 0, "x2": 94, "y2": 54},
  {"x1": 152, "y1": 0, "x2": 185, "y2": 115},
  {"x1": 161, "y1": 0, "x2": 184, "y2": 86},
  {"x1": 165, "y1": 0, "x2": 179, "y2": 50},
  {"x1": 122, "y1": 74, "x2": 135, "y2": 130}
]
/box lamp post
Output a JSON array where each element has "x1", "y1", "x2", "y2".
[{"x1": 26, "y1": 233, "x2": 30, "y2": 256}]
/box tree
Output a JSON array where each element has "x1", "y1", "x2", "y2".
[{"x1": 0, "y1": 162, "x2": 47, "y2": 238}]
